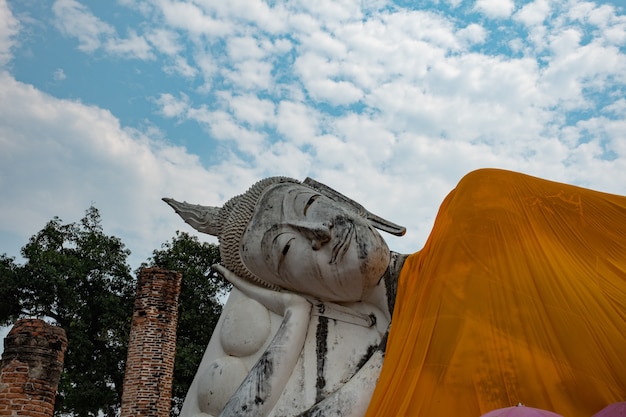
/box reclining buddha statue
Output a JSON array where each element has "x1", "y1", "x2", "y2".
[{"x1": 164, "y1": 168, "x2": 626, "y2": 417}]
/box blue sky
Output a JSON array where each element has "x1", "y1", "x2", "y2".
[{"x1": 1, "y1": 0, "x2": 626, "y2": 273}]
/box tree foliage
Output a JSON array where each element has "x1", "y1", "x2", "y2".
[
  {"x1": 142, "y1": 231, "x2": 230, "y2": 415},
  {"x1": 0, "y1": 207, "x2": 135, "y2": 417},
  {"x1": 1, "y1": 210, "x2": 230, "y2": 416},
  {"x1": 0, "y1": 254, "x2": 21, "y2": 321}
]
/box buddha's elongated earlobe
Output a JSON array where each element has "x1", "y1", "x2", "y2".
[{"x1": 303, "y1": 177, "x2": 406, "y2": 236}]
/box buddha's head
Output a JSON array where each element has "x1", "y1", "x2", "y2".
[{"x1": 164, "y1": 177, "x2": 404, "y2": 302}]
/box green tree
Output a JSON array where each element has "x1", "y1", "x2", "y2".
[
  {"x1": 0, "y1": 254, "x2": 21, "y2": 320},
  {"x1": 0, "y1": 207, "x2": 135, "y2": 417},
  {"x1": 142, "y1": 231, "x2": 230, "y2": 415}
]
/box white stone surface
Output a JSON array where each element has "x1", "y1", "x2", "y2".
[{"x1": 219, "y1": 297, "x2": 271, "y2": 357}]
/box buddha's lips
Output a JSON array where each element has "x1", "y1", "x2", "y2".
[{"x1": 330, "y1": 221, "x2": 354, "y2": 265}]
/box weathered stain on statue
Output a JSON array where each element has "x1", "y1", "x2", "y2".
[{"x1": 315, "y1": 316, "x2": 329, "y2": 403}]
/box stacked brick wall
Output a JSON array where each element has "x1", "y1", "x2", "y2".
[
  {"x1": 120, "y1": 267, "x2": 182, "y2": 417},
  {"x1": 0, "y1": 319, "x2": 68, "y2": 417}
]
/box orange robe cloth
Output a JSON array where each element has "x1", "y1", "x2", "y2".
[{"x1": 365, "y1": 169, "x2": 626, "y2": 417}]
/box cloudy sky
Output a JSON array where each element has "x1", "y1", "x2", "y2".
[{"x1": 1, "y1": 0, "x2": 625, "y2": 272}]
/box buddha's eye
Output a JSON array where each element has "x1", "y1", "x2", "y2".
[
  {"x1": 304, "y1": 194, "x2": 321, "y2": 215},
  {"x1": 277, "y1": 236, "x2": 295, "y2": 271}
]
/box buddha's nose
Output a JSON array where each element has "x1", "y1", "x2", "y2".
[
  {"x1": 310, "y1": 222, "x2": 333, "y2": 250},
  {"x1": 288, "y1": 220, "x2": 333, "y2": 250},
  {"x1": 301, "y1": 222, "x2": 332, "y2": 250}
]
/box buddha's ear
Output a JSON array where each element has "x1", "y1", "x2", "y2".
[
  {"x1": 162, "y1": 198, "x2": 222, "y2": 236},
  {"x1": 303, "y1": 178, "x2": 406, "y2": 236}
]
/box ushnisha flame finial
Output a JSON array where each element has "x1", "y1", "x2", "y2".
[{"x1": 162, "y1": 198, "x2": 222, "y2": 236}]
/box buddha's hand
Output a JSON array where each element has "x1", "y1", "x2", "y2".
[{"x1": 212, "y1": 263, "x2": 310, "y2": 317}]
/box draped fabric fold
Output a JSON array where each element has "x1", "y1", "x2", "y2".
[{"x1": 365, "y1": 169, "x2": 626, "y2": 417}]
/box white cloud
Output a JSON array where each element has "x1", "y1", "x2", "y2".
[
  {"x1": 299, "y1": 30, "x2": 347, "y2": 58},
  {"x1": 146, "y1": 28, "x2": 182, "y2": 55},
  {"x1": 540, "y1": 37, "x2": 626, "y2": 109},
  {"x1": 226, "y1": 93, "x2": 276, "y2": 127},
  {"x1": 227, "y1": 36, "x2": 271, "y2": 61},
  {"x1": 603, "y1": 98, "x2": 626, "y2": 116},
  {"x1": 53, "y1": 0, "x2": 155, "y2": 59},
  {"x1": 155, "y1": 93, "x2": 190, "y2": 118},
  {"x1": 292, "y1": 52, "x2": 363, "y2": 105},
  {"x1": 254, "y1": 141, "x2": 313, "y2": 179},
  {"x1": 194, "y1": 0, "x2": 288, "y2": 34},
  {"x1": 0, "y1": 0, "x2": 19, "y2": 67},
  {"x1": 332, "y1": 113, "x2": 395, "y2": 164},
  {"x1": 474, "y1": 0, "x2": 515, "y2": 19},
  {"x1": 559, "y1": 116, "x2": 626, "y2": 191},
  {"x1": 0, "y1": 72, "x2": 223, "y2": 268},
  {"x1": 307, "y1": 79, "x2": 363, "y2": 106},
  {"x1": 53, "y1": 0, "x2": 115, "y2": 52},
  {"x1": 582, "y1": 3, "x2": 626, "y2": 46},
  {"x1": 275, "y1": 100, "x2": 319, "y2": 146},
  {"x1": 548, "y1": 27, "x2": 582, "y2": 56},
  {"x1": 379, "y1": 10, "x2": 459, "y2": 50},
  {"x1": 53, "y1": 68, "x2": 66, "y2": 81},
  {"x1": 457, "y1": 23, "x2": 487, "y2": 46},
  {"x1": 222, "y1": 60, "x2": 274, "y2": 91},
  {"x1": 192, "y1": 49, "x2": 218, "y2": 90},
  {"x1": 164, "y1": 56, "x2": 198, "y2": 78},
  {"x1": 310, "y1": 134, "x2": 352, "y2": 168},
  {"x1": 515, "y1": 0, "x2": 551, "y2": 27},
  {"x1": 287, "y1": 12, "x2": 320, "y2": 35},
  {"x1": 291, "y1": 11, "x2": 461, "y2": 96},
  {"x1": 158, "y1": 0, "x2": 232, "y2": 36},
  {"x1": 185, "y1": 107, "x2": 267, "y2": 154},
  {"x1": 105, "y1": 30, "x2": 154, "y2": 59}
]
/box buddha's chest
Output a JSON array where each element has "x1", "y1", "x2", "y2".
[
  {"x1": 269, "y1": 309, "x2": 385, "y2": 416},
  {"x1": 203, "y1": 293, "x2": 387, "y2": 417}
]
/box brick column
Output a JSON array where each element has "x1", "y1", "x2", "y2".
[
  {"x1": 0, "y1": 319, "x2": 68, "y2": 417},
  {"x1": 120, "y1": 268, "x2": 182, "y2": 417}
]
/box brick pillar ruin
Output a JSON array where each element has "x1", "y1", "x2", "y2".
[
  {"x1": 120, "y1": 267, "x2": 182, "y2": 417},
  {"x1": 0, "y1": 319, "x2": 68, "y2": 417}
]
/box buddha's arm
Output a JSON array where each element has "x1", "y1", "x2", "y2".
[{"x1": 212, "y1": 265, "x2": 312, "y2": 417}]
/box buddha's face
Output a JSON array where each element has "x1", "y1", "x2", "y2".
[{"x1": 240, "y1": 183, "x2": 390, "y2": 302}]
